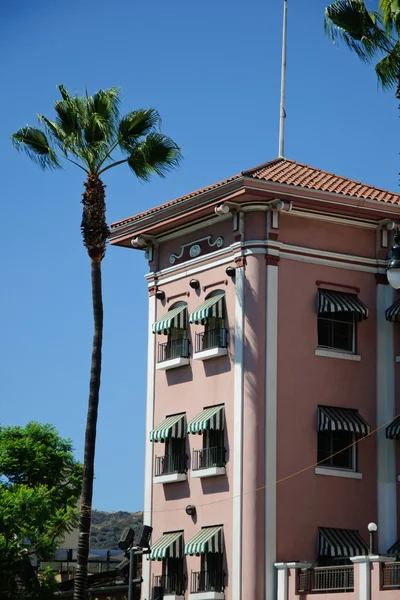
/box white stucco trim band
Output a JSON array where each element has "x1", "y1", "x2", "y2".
[
  {"x1": 232, "y1": 261, "x2": 244, "y2": 600},
  {"x1": 142, "y1": 293, "x2": 156, "y2": 599},
  {"x1": 265, "y1": 260, "x2": 279, "y2": 600}
]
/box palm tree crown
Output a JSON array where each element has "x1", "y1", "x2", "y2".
[{"x1": 324, "y1": 0, "x2": 400, "y2": 90}]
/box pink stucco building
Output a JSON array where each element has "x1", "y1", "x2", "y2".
[{"x1": 110, "y1": 158, "x2": 400, "y2": 600}]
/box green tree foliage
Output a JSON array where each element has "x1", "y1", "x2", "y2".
[
  {"x1": 0, "y1": 422, "x2": 82, "y2": 599},
  {"x1": 324, "y1": 0, "x2": 400, "y2": 90}
]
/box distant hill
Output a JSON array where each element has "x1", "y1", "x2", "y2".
[{"x1": 90, "y1": 510, "x2": 143, "y2": 550}]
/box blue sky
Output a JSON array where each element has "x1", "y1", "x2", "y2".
[{"x1": 1, "y1": 0, "x2": 398, "y2": 513}]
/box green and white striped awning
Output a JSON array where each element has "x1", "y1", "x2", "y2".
[
  {"x1": 189, "y1": 291, "x2": 225, "y2": 325},
  {"x1": 386, "y1": 415, "x2": 400, "y2": 440},
  {"x1": 318, "y1": 527, "x2": 368, "y2": 558},
  {"x1": 150, "y1": 531, "x2": 184, "y2": 560},
  {"x1": 318, "y1": 406, "x2": 370, "y2": 437},
  {"x1": 185, "y1": 526, "x2": 223, "y2": 555},
  {"x1": 317, "y1": 290, "x2": 369, "y2": 322},
  {"x1": 187, "y1": 405, "x2": 224, "y2": 435},
  {"x1": 150, "y1": 413, "x2": 186, "y2": 442},
  {"x1": 385, "y1": 298, "x2": 400, "y2": 323},
  {"x1": 152, "y1": 304, "x2": 188, "y2": 335}
]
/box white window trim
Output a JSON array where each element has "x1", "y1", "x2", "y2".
[
  {"x1": 315, "y1": 348, "x2": 361, "y2": 361},
  {"x1": 153, "y1": 472, "x2": 187, "y2": 484},
  {"x1": 315, "y1": 467, "x2": 362, "y2": 480},
  {"x1": 156, "y1": 357, "x2": 190, "y2": 370}
]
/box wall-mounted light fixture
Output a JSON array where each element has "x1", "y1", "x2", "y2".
[
  {"x1": 185, "y1": 504, "x2": 196, "y2": 516},
  {"x1": 226, "y1": 266, "x2": 236, "y2": 278},
  {"x1": 155, "y1": 290, "x2": 165, "y2": 301},
  {"x1": 189, "y1": 279, "x2": 200, "y2": 290}
]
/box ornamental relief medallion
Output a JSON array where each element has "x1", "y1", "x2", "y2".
[{"x1": 169, "y1": 235, "x2": 224, "y2": 265}]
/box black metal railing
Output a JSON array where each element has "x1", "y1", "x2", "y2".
[
  {"x1": 153, "y1": 573, "x2": 186, "y2": 595},
  {"x1": 158, "y1": 338, "x2": 189, "y2": 363},
  {"x1": 155, "y1": 453, "x2": 187, "y2": 476},
  {"x1": 192, "y1": 446, "x2": 226, "y2": 471},
  {"x1": 382, "y1": 562, "x2": 400, "y2": 589},
  {"x1": 195, "y1": 328, "x2": 227, "y2": 353},
  {"x1": 190, "y1": 570, "x2": 225, "y2": 593},
  {"x1": 298, "y1": 566, "x2": 354, "y2": 593}
]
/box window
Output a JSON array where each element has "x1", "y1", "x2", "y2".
[
  {"x1": 162, "y1": 437, "x2": 186, "y2": 474},
  {"x1": 162, "y1": 557, "x2": 185, "y2": 595},
  {"x1": 195, "y1": 429, "x2": 225, "y2": 470},
  {"x1": 190, "y1": 290, "x2": 227, "y2": 353},
  {"x1": 317, "y1": 429, "x2": 355, "y2": 470},
  {"x1": 200, "y1": 553, "x2": 224, "y2": 592},
  {"x1": 153, "y1": 301, "x2": 189, "y2": 363},
  {"x1": 318, "y1": 312, "x2": 355, "y2": 353}
]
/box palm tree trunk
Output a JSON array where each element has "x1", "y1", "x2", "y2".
[
  {"x1": 74, "y1": 175, "x2": 108, "y2": 600},
  {"x1": 73, "y1": 259, "x2": 103, "y2": 600}
]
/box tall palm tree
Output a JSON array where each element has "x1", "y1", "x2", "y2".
[
  {"x1": 11, "y1": 85, "x2": 182, "y2": 600},
  {"x1": 324, "y1": 0, "x2": 400, "y2": 91}
]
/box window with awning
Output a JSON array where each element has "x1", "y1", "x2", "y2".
[
  {"x1": 187, "y1": 405, "x2": 224, "y2": 435},
  {"x1": 318, "y1": 527, "x2": 368, "y2": 558},
  {"x1": 150, "y1": 414, "x2": 186, "y2": 442},
  {"x1": 185, "y1": 526, "x2": 223, "y2": 555},
  {"x1": 317, "y1": 290, "x2": 369, "y2": 321},
  {"x1": 152, "y1": 303, "x2": 188, "y2": 335},
  {"x1": 318, "y1": 406, "x2": 370, "y2": 437},
  {"x1": 385, "y1": 297, "x2": 400, "y2": 323},
  {"x1": 386, "y1": 415, "x2": 400, "y2": 440},
  {"x1": 150, "y1": 531, "x2": 184, "y2": 560},
  {"x1": 189, "y1": 291, "x2": 225, "y2": 325}
]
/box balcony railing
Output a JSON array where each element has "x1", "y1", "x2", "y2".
[
  {"x1": 190, "y1": 570, "x2": 225, "y2": 594},
  {"x1": 192, "y1": 446, "x2": 226, "y2": 471},
  {"x1": 155, "y1": 453, "x2": 187, "y2": 476},
  {"x1": 158, "y1": 338, "x2": 189, "y2": 363},
  {"x1": 382, "y1": 562, "x2": 400, "y2": 589},
  {"x1": 195, "y1": 328, "x2": 227, "y2": 353},
  {"x1": 153, "y1": 573, "x2": 186, "y2": 596},
  {"x1": 298, "y1": 566, "x2": 354, "y2": 593}
]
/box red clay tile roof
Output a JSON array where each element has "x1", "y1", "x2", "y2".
[{"x1": 111, "y1": 158, "x2": 400, "y2": 229}]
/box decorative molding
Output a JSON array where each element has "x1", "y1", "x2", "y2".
[
  {"x1": 375, "y1": 273, "x2": 389, "y2": 285},
  {"x1": 169, "y1": 235, "x2": 224, "y2": 265},
  {"x1": 203, "y1": 280, "x2": 228, "y2": 292},
  {"x1": 148, "y1": 286, "x2": 157, "y2": 297},
  {"x1": 167, "y1": 291, "x2": 190, "y2": 303},
  {"x1": 266, "y1": 255, "x2": 280, "y2": 267},
  {"x1": 316, "y1": 280, "x2": 360, "y2": 293},
  {"x1": 234, "y1": 256, "x2": 246, "y2": 268}
]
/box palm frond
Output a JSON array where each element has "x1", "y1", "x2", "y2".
[
  {"x1": 118, "y1": 109, "x2": 161, "y2": 154},
  {"x1": 324, "y1": 0, "x2": 392, "y2": 61},
  {"x1": 375, "y1": 41, "x2": 400, "y2": 87},
  {"x1": 83, "y1": 88, "x2": 121, "y2": 146},
  {"x1": 379, "y1": 0, "x2": 400, "y2": 34},
  {"x1": 11, "y1": 126, "x2": 61, "y2": 170},
  {"x1": 127, "y1": 132, "x2": 182, "y2": 181}
]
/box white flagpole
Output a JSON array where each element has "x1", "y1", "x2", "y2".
[{"x1": 278, "y1": 0, "x2": 288, "y2": 158}]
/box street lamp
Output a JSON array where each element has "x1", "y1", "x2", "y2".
[
  {"x1": 386, "y1": 229, "x2": 400, "y2": 289},
  {"x1": 367, "y1": 522, "x2": 377, "y2": 555},
  {"x1": 117, "y1": 525, "x2": 153, "y2": 600}
]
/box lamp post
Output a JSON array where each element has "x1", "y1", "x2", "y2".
[
  {"x1": 117, "y1": 525, "x2": 153, "y2": 600},
  {"x1": 386, "y1": 228, "x2": 400, "y2": 289},
  {"x1": 367, "y1": 522, "x2": 377, "y2": 555}
]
